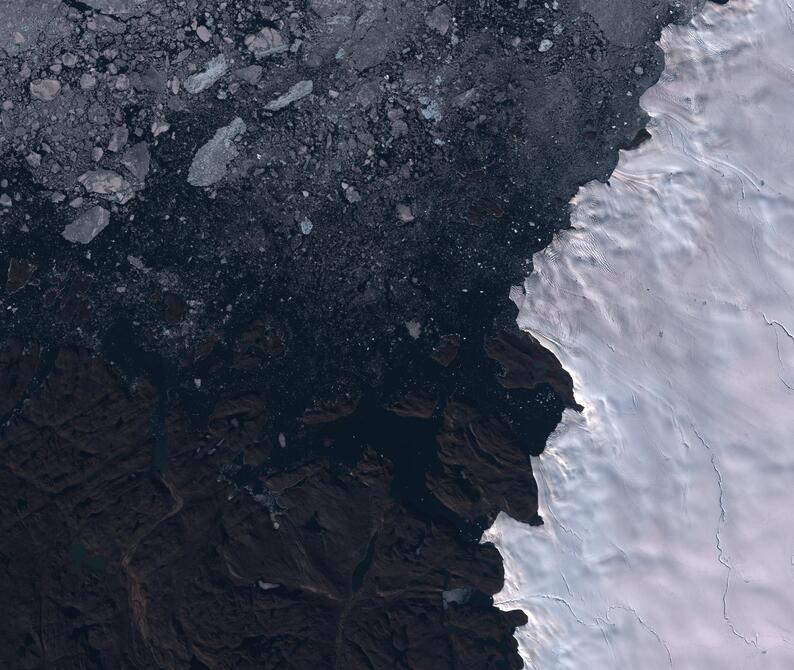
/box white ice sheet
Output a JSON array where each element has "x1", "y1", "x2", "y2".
[{"x1": 484, "y1": 1, "x2": 794, "y2": 667}]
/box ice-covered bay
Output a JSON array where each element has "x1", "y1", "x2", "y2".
[{"x1": 484, "y1": 1, "x2": 794, "y2": 667}]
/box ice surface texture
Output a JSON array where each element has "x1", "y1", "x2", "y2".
[{"x1": 485, "y1": 1, "x2": 794, "y2": 667}]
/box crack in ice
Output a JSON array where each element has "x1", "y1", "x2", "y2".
[
  {"x1": 528, "y1": 594, "x2": 591, "y2": 628},
  {"x1": 762, "y1": 313, "x2": 794, "y2": 390},
  {"x1": 535, "y1": 459, "x2": 585, "y2": 546},
  {"x1": 693, "y1": 427, "x2": 760, "y2": 650},
  {"x1": 763, "y1": 312, "x2": 794, "y2": 345},
  {"x1": 604, "y1": 604, "x2": 674, "y2": 668}
]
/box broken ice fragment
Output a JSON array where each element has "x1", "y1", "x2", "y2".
[
  {"x1": 127, "y1": 255, "x2": 146, "y2": 270},
  {"x1": 452, "y1": 88, "x2": 478, "y2": 109},
  {"x1": 405, "y1": 320, "x2": 422, "y2": 339},
  {"x1": 151, "y1": 121, "x2": 170, "y2": 137},
  {"x1": 78, "y1": 169, "x2": 133, "y2": 203},
  {"x1": 184, "y1": 55, "x2": 229, "y2": 94},
  {"x1": 79, "y1": 73, "x2": 96, "y2": 90},
  {"x1": 62, "y1": 206, "x2": 110, "y2": 244},
  {"x1": 426, "y1": 5, "x2": 452, "y2": 35},
  {"x1": 108, "y1": 126, "x2": 129, "y2": 152},
  {"x1": 188, "y1": 117, "x2": 246, "y2": 187},
  {"x1": 141, "y1": 66, "x2": 166, "y2": 91},
  {"x1": 78, "y1": 170, "x2": 125, "y2": 193},
  {"x1": 538, "y1": 39, "x2": 554, "y2": 52},
  {"x1": 81, "y1": 0, "x2": 149, "y2": 16},
  {"x1": 264, "y1": 80, "x2": 313, "y2": 111},
  {"x1": 300, "y1": 218, "x2": 313, "y2": 235},
  {"x1": 257, "y1": 581, "x2": 279, "y2": 591},
  {"x1": 419, "y1": 97, "x2": 443, "y2": 122},
  {"x1": 29, "y1": 79, "x2": 60, "y2": 101},
  {"x1": 235, "y1": 65, "x2": 263, "y2": 85},
  {"x1": 121, "y1": 142, "x2": 151, "y2": 181},
  {"x1": 396, "y1": 203, "x2": 415, "y2": 222},
  {"x1": 246, "y1": 27, "x2": 288, "y2": 59},
  {"x1": 344, "y1": 186, "x2": 361, "y2": 203},
  {"x1": 254, "y1": 42, "x2": 289, "y2": 59}
]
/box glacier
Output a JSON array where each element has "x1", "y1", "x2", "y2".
[{"x1": 484, "y1": 1, "x2": 794, "y2": 667}]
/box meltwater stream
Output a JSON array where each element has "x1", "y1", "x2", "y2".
[{"x1": 484, "y1": 1, "x2": 794, "y2": 668}]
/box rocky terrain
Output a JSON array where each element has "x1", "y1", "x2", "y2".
[{"x1": 1, "y1": 1, "x2": 706, "y2": 668}]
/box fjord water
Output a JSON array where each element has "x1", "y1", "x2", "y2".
[{"x1": 485, "y1": 1, "x2": 794, "y2": 667}]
